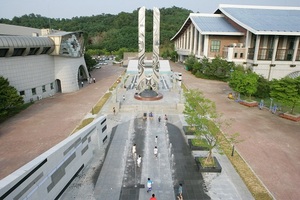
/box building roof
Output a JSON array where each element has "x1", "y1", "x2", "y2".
[
  {"x1": 216, "y1": 4, "x2": 300, "y2": 35},
  {"x1": 0, "y1": 36, "x2": 54, "y2": 48},
  {"x1": 171, "y1": 13, "x2": 243, "y2": 41},
  {"x1": 0, "y1": 24, "x2": 41, "y2": 36}
]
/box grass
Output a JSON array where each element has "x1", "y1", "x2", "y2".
[
  {"x1": 191, "y1": 138, "x2": 208, "y2": 147},
  {"x1": 199, "y1": 157, "x2": 215, "y2": 168}
]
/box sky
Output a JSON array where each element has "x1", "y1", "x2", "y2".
[{"x1": 1, "y1": 0, "x2": 300, "y2": 20}]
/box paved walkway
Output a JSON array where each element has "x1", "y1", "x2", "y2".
[
  {"x1": 171, "y1": 62, "x2": 300, "y2": 200},
  {"x1": 61, "y1": 70, "x2": 253, "y2": 199},
  {"x1": 0, "y1": 63, "x2": 125, "y2": 179},
  {"x1": 1, "y1": 61, "x2": 299, "y2": 200}
]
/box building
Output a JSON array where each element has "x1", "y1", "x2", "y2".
[
  {"x1": 171, "y1": 4, "x2": 300, "y2": 80},
  {"x1": 0, "y1": 24, "x2": 89, "y2": 103}
]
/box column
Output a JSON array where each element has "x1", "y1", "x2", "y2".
[
  {"x1": 253, "y1": 35, "x2": 260, "y2": 63},
  {"x1": 271, "y1": 36, "x2": 279, "y2": 62},
  {"x1": 189, "y1": 25, "x2": 193, "y2": 54},
  {"x1": 292, "y1": 37, "x2": 299, "y2": 62},
  {"x1": 193, "y1": 26, "x2": 197, "y2": 55},
  {"x1": 203, "y1": 35, "x2": 209, "y2": 57}
]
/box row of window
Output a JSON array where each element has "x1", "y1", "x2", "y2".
[
  {"x1": 0, "y1": 47, "x2": 51, "y2": 57},
  {"x1": 19, "y1": 83, "x2": 54, "y2": 96}
]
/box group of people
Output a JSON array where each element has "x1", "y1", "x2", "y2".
[{"x1": 132, "y1": 113, "x2": 183, "y2": 199}]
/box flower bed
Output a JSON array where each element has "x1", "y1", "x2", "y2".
[
  {"x1": 239, "y1": 100, "x2": 258, "y2": 107},
  {"x1": 188, "y1": 139, "x2": 209, "y2": 151},
  {"x1": 195, "y1": 156, "x2": 222, "y2": 173},
  {"x1": 279, "y1": 113, "x2": 300, "y2": 122},
  {"x1": 183, "y1": 126, "x2": 196, "y2": 135}
]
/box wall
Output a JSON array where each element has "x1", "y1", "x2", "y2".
[
  {"x1": 0, "y1": 115, "x2": 108, "y2": 200},
  {"x1": 0, "y1": 55, "x2": 56, "y2": 102}
]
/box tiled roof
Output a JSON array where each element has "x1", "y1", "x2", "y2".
[
  {"x1": 218, "y1": 5, "x2": 300, "y2": 34},
  {"x1": 190, "y1": 14, "x2": 241, "y2": 33}
]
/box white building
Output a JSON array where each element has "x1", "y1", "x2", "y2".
[
  {"x1": 0, "y1": 24, "x2": 89, "y2": 103},
  {"x1": 171, "y1": 4, "x2": 300, "y2": 80}
]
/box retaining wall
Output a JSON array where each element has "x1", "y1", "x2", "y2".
[{"x1": 0, "y1": 115, "x2": 108, "y2": 200}]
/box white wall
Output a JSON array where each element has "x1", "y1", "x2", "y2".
[{"x1": 0, "y1": 115, "x2": 108, "y2": 200}]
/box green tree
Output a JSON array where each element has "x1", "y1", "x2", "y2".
[
  {"x1": 184, "y1": 55, "x2": 197, "y2": 71},
  {"x1": 254, "y1": 75, "x2": 270, "y2": 99},
  {"x1": 0, "y1": 76, "x2": 24, "y2": 120},
  {"x1": 270, "y1": 77, "x2": 300, "y2": 114},
  {"x1": 184, "y1": 89, "x2": 237, "y2": 165},
  {"x1": 229, "y1": 71, "x2": 259, "y2": 100},
  {"x1": 84, "y1": 54, "x2": 97, "y2": 71}
]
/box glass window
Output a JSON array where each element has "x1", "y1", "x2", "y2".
[
  {"x1": 0, "y1": 48, "x2": 8, "y2": 57},
  {"x1": 32, "y1": 88, "x2": 36, "y2": 95},
  {"x1": 20, "y1": 91, "x2": 25, "y2": 96},
  {"x1": 42, "y1": 85, "x2": 46, "y2": 92},
  {"x1": 12, "y1": 48, "x2": 26, "y2": 56},
  {"x1": 210, "y1": 40, "x2": 220, "y2": 52},
  {"x1": 50, "y1": 83, "x2": 54, "y2": 90}
]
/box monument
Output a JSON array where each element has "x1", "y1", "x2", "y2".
[{"x1": 134, "y1": 7, "x2": 163, "y2": 101}]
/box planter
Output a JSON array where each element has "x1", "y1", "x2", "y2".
[
  {"x1": 279, "y1": 113, "x2": 300, "y2": 122},
  {"x1": 195, "y1": 156, "x2": 222, "y2": 173},
  {"x1": 188, "y1": 139, "x2": 209, "y2": 151},
  {"x1": 239, "y1": 100, "x2": 258, "y2": 107},
  {"x1": 183, "y1": 126, "x2": 196, "y2": 135}
]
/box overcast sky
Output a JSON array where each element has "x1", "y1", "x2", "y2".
[{"x1": 1, "y1": 0, "x2": 300, "y2": 19}]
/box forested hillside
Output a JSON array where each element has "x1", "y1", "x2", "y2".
[{"x1": 0, "y1": 6, "x2": 191, "y2": 54}]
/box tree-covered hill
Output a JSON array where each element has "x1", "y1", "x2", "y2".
[{"x1": 0, "y1": 6, "x2": 191, "y2": 52}]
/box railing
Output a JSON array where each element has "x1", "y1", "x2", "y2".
[
  {"x1": 247, "y1": 48, "x2": 254, "y2": 60},
  {"x1": 276, "y1": 49, "x2": 293, "y2": 61},
  {"x1": 257, "y1": 48, "x2": 273, "y2": 60},
  {"x1": 247, "y1": 48, "x2": 299, "y2": 61},
  {"x1": 296, "y1": 49, "x2": 300, "y2": 61}
]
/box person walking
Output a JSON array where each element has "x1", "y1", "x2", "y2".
[
  {"x1": 81, "y1": 81, "x2": 84, "y2": 87},
  {"x1": 177, "y1": 183, "x2": 183, "y2": 200},
  {"x1": 123, "y1": 94, "x2": 125, "y2": 101},
  {"x1": 113, "y1": 107, "x2": 116, "y2": 115},
  {"x1": 158, "y1": 116, "x2": 161, "y2": 122},
  {"x1": 150, "y1": 193, "x2": 157, "y2": 200},
  {"x1": 155, "y1": 136, "x2": 158, "y2": 144},
  {"x1": 147, "y1": 178, "x2": 153, "y2": 193},
  {"x1": 132, "y1": 144, "x2": 136, "y2": 156},
  {"x1": 154, "y1": 146, "x2": 158, "y2": 158},
  {"x1": 137, "y1": 155, "x2": 142, "y2": 168}
]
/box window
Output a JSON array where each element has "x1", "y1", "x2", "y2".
[
  {"x1": 210, "y1": 40, "x2": 220, "y2": 52},
  {"x1": 20, "y1": 91, "x2": 25, "y2": 96},
  {"x1": 0, "y1": 48, "x2": 8, "y2": 57},
  {"x1": 28, "y1": 47, "x2": 40, "y2": 55},
  {"x1": 12, "y1": 48, "x2": 26, "y2": 56},
  {"x1": 50, "y1": 83, "x2": 54, "y2": 90},
  {"x1": 240, "y1": 53, "x2": 244, "y2": 58},
  {"x1": 234, "y1": 53, "x2": 238, "y2": 58},
  {"x1": 32, "y1": 88, "x2": 36, "y2": 95},
  {"x1": 42, "y1": 85, "x2": 46, "y2": 92},
  {"x1": 41, "y1": 47, "x2": 51, "y2": 54}
]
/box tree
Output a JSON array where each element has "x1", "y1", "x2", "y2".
[
  {"x1": 0, "y1": 76, "x2": 24, "y2": 120},
  {"x1": 84, "y1": 54, "x2": 97, "y2": 71},
  {"x1": 270, "y1": 77, "x2": 300, "y2": 114},
  {"x1": 184, "y1": 89, "x2": 236, "y2": 165},
  {"x1": 184, "y1": 55, "x2": 197, "y2": 71},
  {"x1": 229, "y1": 71, "x2": 259, "y2": 100}
]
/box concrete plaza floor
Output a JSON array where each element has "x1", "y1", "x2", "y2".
[{"x1": 1, "y1": 61, "x2": 299, "y2": 199}]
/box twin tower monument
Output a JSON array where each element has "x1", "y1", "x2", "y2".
[{"x1": 134, "y1": 7, "x2": 163, "y2": 101}]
